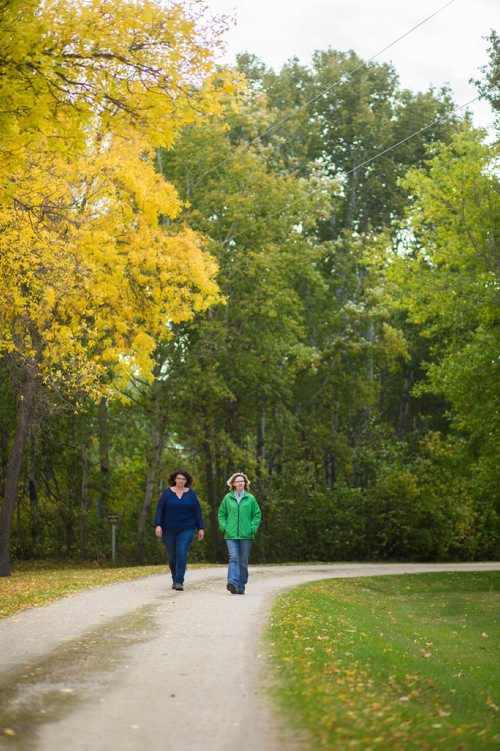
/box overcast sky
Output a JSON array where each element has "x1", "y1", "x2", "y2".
[{"x1": 205, "y1": 0, "x2": 498, "y2": 131}]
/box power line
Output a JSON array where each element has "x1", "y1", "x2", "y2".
[
  {"x1": 224, "y1": 95, "x2": 480, "y2": 244},
  {"x1": 192, "y1": 0, "x2": 457, "y2": 189}
]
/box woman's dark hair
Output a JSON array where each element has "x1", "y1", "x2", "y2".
[{"x1": 168, "y1": 469, "x2": 193, "y2": 487}]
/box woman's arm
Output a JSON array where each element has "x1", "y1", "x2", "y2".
[
  {"x1": 217, "y1": 496, "x2": 228, "y2": 532},
  {"x1": 153, "y1": 490, "x2": 167, "y2": 535},
  {"x1": 192, "y1": 491, "x2": 205, "y2": 532},
  {"x1": 251, "y1": 497, "x2": 262, "y2": 536}
]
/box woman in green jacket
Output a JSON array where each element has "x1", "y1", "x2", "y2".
[{"x1": 218, "y1": 472, "x2": 261, "y2": 595}]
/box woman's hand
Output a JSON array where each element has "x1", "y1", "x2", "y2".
[
  {"x1": 197, "y1": 529, "x2": 205, "y2": 541},
  {"x1": 155, "y1": 526, "x2": 162, "y2": 538}
]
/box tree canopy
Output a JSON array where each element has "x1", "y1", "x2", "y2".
[{"x1": 1, "y1": 5, "x2": 498, "y2": 571}]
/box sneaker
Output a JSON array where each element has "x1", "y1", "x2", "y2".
[
  {"x1": 226, "y1": 582, "x2": 238, "y2": 594},
  {"x1": 174, "y1": 583, "x2": 184, "y2": 591},
  {"x1": 236, "y1": 588, "x2": 245, "y2": 595},
  {"x1": 172, "y1": 583, "x2": 176, "y2": 589}
]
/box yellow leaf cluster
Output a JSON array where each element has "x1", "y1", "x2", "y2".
[
  {"x1": 0, "y1": 0, "x2": 239, "y2": 399},
  {"x1": 0, "y1": 0, "x2": 241, "y2": 183},
  {"x1": 0, "y1": 133, "x2": 221, "y2": 394}
]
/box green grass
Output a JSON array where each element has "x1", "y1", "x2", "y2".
[
  {"x1": 0, "y1": 562, "x2": 166, "y2": 618},
  {"x1": 266, "y1": 572, "x2": 500, "y2": 750}
]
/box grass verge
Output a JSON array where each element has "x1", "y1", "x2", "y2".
[
  {"x1": 266, "y1": 572, "x2": 499, "y2": 750},
  {"x1": 0, "y1": 563, "x2": 166, "y2": 618}
]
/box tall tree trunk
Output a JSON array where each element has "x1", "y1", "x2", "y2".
[
  {"x1": 137, "y1": 422, "x2": 162, "y2": 562},
  {"x1": 346, "y1": 167, "x2": 358, "y2": 231},
  {"x1": 256, "y1": 412, "x2": 265, "y2": 477},
  {"x1": 324, "y1": 405, "x2": 339, "y2": 491},
  {"x1": 28, "y1": 425, "x2": 41, "y2": 551},
  {"x1": 367, "y1": 321, "x2": 375, "y2": 383},
  {"x1": 324, "y1": 454, "x2": 334, "y2": 491},
  {"x1": 80, "y1": 441, "x2": 89, "y2": 560},
  {"x1": 0, "y1": 366, "x2": 38, "y2": 576},
  {"x1": 98, "y1": 398, "x2": 110, "y2": 518},
  {"x1": 397, "y1": 365, "x2": 414, "y2": 440},
  {"x1": 137, "y1": 367, "x2": 164, "y2": 562},
  {"x1": 203, "y1": 439, "x2": 220, "y2": 562},
  {"x1": 0, "y1": 420, "x2": 8, "y2": 500}
]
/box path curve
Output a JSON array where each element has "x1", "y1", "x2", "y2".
[{"x1": 1, "y1": 562, "x2": 499, "y2": 750}]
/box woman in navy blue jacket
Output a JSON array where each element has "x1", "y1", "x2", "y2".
[{"x1": 154, "y1": 469, "x2": 204, "y2": 590}]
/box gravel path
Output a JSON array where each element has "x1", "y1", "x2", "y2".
[{"x1": 1, "y1": 562, "x2": 499, "y2": 750}]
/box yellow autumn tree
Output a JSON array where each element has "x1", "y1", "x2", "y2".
[
  {"x1": 0, "y1": 0, "x2": 234, "y2": 180},
  {"x1": 0, "y1": 132, "x2": 221, "y2": 390},
  {"x1": 0, "y1": 0, "x2": 240, "y2": 575}
]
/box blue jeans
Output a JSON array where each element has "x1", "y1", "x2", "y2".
[
  {"x1": 226, "y1": 539, "x2": 253, "y2": 592},
  {"x1": 163, "y1": 528, "x2": 195, "y2": 584}
]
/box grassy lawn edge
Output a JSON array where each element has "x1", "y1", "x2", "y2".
[{"x1": 265, "y1": 572, "x2": 500, "y2": 750}]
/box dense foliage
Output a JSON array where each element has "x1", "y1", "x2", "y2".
[{"x1": 0, "y1": 3, "x2": 498, "y2": 571}]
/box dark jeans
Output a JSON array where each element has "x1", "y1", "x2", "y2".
[
  {"x1": 162, "y1": 528, "x2": 195, "y2": 585},
  {"x1": 226, "y1": 538, "x2": 253, "y2": 592}
]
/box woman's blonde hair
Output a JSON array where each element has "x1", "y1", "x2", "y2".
[{"x1": 227, "y1": 472, "x2": 250, "y2": 491}]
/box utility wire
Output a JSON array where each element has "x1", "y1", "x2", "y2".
[
  {"x1": 192, "y1": 0, "x2": 457, "y2": 189},
  {"x1": 224, "y1": 95, "x2": 480, "y2": 244}
]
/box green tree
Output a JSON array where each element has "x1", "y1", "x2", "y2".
[
  {"x1": 389, "y1": 124, "x2": 499, "y2": 554},
  {"x1": 235, "y1": 50, "x2": 458, "y2": 231},
  {"x1": 155, "y1": 118, "x2": 334, "y2": 557},
  {"x1": 473, "y1": 30, "x2": 499, "y2": 131}
]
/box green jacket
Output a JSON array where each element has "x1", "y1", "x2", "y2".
[{"x1": 218, "y1": 491, "x2": 262, "y2": 539}]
